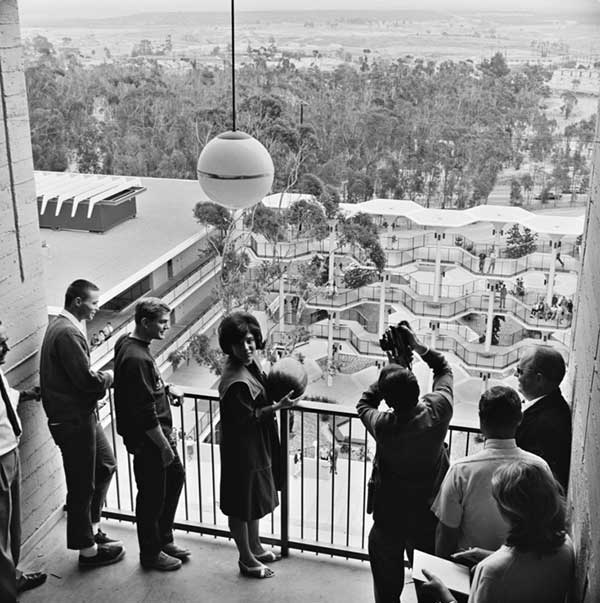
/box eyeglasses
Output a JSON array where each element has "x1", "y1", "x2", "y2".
[{"x1": 514, "y1": 366, "x2": 541, "y2": 378}]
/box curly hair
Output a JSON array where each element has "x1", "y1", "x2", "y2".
[
  {"x1": 218, "y1": 312, "x2": 264, "y2": 355},
  {"x1": 492, "y1": 460, "x2": 566, "y2": 555}
]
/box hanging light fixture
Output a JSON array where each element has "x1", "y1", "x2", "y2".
[{"x1": 197, "y1": 0, "x2": 274, "y2": 210}]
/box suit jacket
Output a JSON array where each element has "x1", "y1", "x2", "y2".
[
  {"x1": 357, "y1": 349, "x2": 454, "y2": 527},
  {"x1": 40, "y1": 315, "x2": 112, "y2": 422},
  {"x1": 515, "y1": 389, "x2": 572, "y2": 490}
]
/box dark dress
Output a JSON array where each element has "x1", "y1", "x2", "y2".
[{"x1": 218, "y1": 358, "x2": 281, "y2": 521}]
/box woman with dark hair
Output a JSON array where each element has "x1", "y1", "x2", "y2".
[
  {"x1": 422, "y1": 460, "x2": 574, "y2": 603},
  {"x1": 217, "y1": 312, "x2": 298, "y2": 579}
]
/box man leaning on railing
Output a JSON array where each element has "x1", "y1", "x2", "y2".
[{"x1": 356, "y1": 322, "x2": 453, "y2": 603}]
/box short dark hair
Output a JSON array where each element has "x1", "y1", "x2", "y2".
[
  {"x1": 479, "y1": 386, "x2": 522, "y2": 430},
  {"x1": 530, "y1": 346, "x2": 566, "y2": 386},
  {"x1": 218, "y1": 312, "x2": 264, "y2": 355},
  {"x1": 64, "y1": 279, "x2": 99, "y2": 306},
  {"x1": 492, "y1": 460, "x2": 566, "y2": 555},
  {"x1": 134, "y1": 298, "x2": 171, "y2": 325},
  {"x1": 377, "y1": 364, "x2": 420, "y2": 410}
]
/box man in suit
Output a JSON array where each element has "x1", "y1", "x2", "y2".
[
  {"x1": 515, "y1": 345, "x2": 572, "y2": 490},
  {"x1": 0, "y1": 321, "x2": 47, "y2": 601},
  {"x1": 40, "y1": 280, "x2": 124, "y2": 567}
]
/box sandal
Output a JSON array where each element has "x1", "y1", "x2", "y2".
[
  {"x1": 238, "y1": 560, "x2": 275, "y2": 579},
  {"x1": 255, "y1": 550, "x2": 282, "y2": 563}
]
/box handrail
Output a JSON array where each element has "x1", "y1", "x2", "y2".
[{"x1": 103, "y1": 387, "x2": 481, "y2": 560}]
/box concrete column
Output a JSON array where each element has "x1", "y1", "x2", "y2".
[
  {"x1": 0, "y1": 0, "x2": 57, "y2": 547},
  {"x1": 545, "y1": 240, "x2": 559, "y2": 305},
  {"x1": 430, "y1": 321, "x2": 438, "y2": 350},
  {"x1": 327, "y1": 311, "x2": 335, "y2": 387},
  {"x1": 433, "y1": 233, "x2": 443, "y2": 302},
  {"x1": 484, "y1": 284, "x2": 495, "y2": 352},
  {"x1": 378, "y1": 272, "x2": 387, "y2": 337},
  {"x1": 327, "y1": 219, "x2": 336, "y2": 294},
  {"x1": 278, "y1": 271, "x2": 285, "y2": 332}
]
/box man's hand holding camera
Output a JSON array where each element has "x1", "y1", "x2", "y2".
[{"x1": 379, "y1": 321, "x2": 428, "y2": 368}]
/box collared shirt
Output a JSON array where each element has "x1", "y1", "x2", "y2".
[
  {"x1": 432, "y1": 438, "x2": 550, "y2": 552},
  {"x1": 0, "y1": 370, "x2": 21, "y2": 456},
  {"x1": 522, "y1": 394, "x2": 545, "y2": 412},
  {"x1": 58, "y1": 308, "x2": 86, "y2": 337}
]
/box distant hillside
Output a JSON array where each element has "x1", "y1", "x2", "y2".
[{"x1": 23, "y1": 7, "x2": 600, "y2": 30}]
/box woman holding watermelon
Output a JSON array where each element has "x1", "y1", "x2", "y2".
[{"x1": 217, "y1": 312, "x2": 299, "y2": 579}]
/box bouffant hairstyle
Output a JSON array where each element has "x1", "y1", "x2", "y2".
[
  {"x1": 218, "y1": 312, "x2": 264, "y2": 355},
  {"x1": 377, "y1": 364, "x2": 420, "y2": 411},
  {"x1": 492, "y1": 460, "x2": 566, "y2": 555},
  {"x1": 479, "y1": 385, "x2": 522, "y2": 431}
]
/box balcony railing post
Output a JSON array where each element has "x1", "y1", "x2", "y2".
[{"x1": 280, "y1": 407, "x2": 290, "y2": 557}]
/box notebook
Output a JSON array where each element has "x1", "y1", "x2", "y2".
[{"x1": 412, "y1": 549, "x2": 471, "y2": 596}]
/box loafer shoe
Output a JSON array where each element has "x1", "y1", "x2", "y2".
[
  {"x1": 140, "y1": 551, "x2": 182, "y2": 571},
  {"x1": 162, "y1": 542, "x2": 191, "y2": 560},
  {"x1": 79, "y1": 544, "x2": 125, "y2": 568},
  {"x1": 94, "y1": 529, "x2": 123, "y2": 547},
  {"x1": 16, "y1": 571, "x2": 47, "y2": 593}
]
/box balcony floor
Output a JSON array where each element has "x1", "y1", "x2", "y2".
[{"x1": 20, "y1": 517, "x2": 417, "y2": 602}]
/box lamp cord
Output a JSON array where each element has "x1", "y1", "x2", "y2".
[{"x1": 231, "y1": 0, "x2": 236, "y2": 131}]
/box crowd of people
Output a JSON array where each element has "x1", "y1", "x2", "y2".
[
  {"x1": 531, "y1": 295, "x2": 574, "y2": 323},
  {"x1": 0, "y1": 279, "x2": 575, "y2": 602}
]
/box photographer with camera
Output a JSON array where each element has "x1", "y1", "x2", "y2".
[{"x1": 356, "y1": 323, "x2": 454, "y2": 603}]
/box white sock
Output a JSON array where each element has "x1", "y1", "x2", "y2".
[
  {"x1": 80, "y1": 544, "x2": 98, "y2": 558},
  {"x1": 92, "y1": 523, "x2": 100, "y2": 534}
]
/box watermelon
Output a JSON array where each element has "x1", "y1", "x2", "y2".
[{"x1": 266, "y1": 357, "x2": 308, "y2": 402}]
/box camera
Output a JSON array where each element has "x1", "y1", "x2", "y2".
[{"x1": 379, "y1": 320, "x2": 414, "y2": 368}]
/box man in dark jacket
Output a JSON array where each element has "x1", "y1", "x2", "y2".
[
  {"x1": 357, "y1": 325, "x2": 453, "y2": 603},
  {"x1": 515, "y1": 345, "x2": 572, "y2": 490},
  {"x1": 40, "y1": 279, "x2": 123, "y2": 568},
  {"x1": 114, "y1": 298, "x2": 188, "y2": 571}
]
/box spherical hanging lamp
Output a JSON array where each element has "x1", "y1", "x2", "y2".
[
  {"x1": 197, "y1": 131, "x2": 274, "y2": 210},
  {"x1": 197, "y1": 0, "x2": 274, "y2": 211}
]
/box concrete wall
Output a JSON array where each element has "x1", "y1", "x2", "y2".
[
  {"x1": 569, "y1": 98, "x2": 600, "y2": 602},
  {"x1": 0, "y1": 0, "x2": 64, "y2": 545},
  {"x1": 151, "y1": 262, "x2": 170, "y2": 290}
]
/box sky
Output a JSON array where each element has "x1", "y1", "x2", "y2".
[{"x1": 16, "y1": 0, "x2": 600, "y2": 22}]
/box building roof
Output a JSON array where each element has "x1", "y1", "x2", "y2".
[
  {"x1": 39, "y1": 174, "x2": 211, "y2": 310},
  {"x1": 521, "y1": 214, "x2": 585, "y2": 237},
  {"x1": 337, "y1": 197, "x2": 584, "y2": 235},
  {"x1": 35, "y1": 171, "x2": 144, "y2": 219},
  {"x1": 262, "y1": 192, "x2": 316, "y2": 209},
  {"x1": 409, "y1": 208, "x2": 476, "y2": 228},
  {"x1": 340, "y1": 198, "x2": 422, "y2": 217}
]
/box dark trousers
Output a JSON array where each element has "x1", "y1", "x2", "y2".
[
  {"x1": 0, "y1": 449, "x2": 20, "y2": 603},
  {"x1": 368, "y1": 507, "x2": 437, "y2": 603},
  {"x1": 133, "y1": 440, "x2": 185, "y2": 561},
  {"x1": 49, "y1": 413, "x2": 116, "y2": 549}
]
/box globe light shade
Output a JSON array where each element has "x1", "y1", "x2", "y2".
[{"x1": 197, "y1": 130, "x2": 274, "y2": 210}]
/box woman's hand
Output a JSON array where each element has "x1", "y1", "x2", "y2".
[
  {"x1": 420, "y1": 569, "x2": 455, "y2": 603},
  {"x1": 451, "y1": 547, "x2": 491, "y2": 566},
  {"x1": 277, "y1": 389, "x2": 302, "y2": 410}
]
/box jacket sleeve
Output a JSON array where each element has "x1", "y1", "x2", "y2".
[
  {"x1": 123, "y1": 357, "x2": 161, "y2": 432},
  {"x1": 356, "y1": 382, "x2": 384, "y2": 438},
  {"x1": 421, "y1": 349, "x2": 454, "y2": 422},
  {"x1": 56, "y1": 330, "x2": 112, "y2": 395}
]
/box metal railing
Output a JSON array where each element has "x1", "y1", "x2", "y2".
[
  {"x1": 304, "y1": 284, "x2": 572, "y2": 330},
  {"x1": 102, "y1": 388, "x2": 480, "y2": 560}
]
